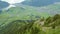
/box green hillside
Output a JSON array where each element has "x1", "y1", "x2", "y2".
[
  {"x1": 0, "y1": 14, "x2": 60, "y2": 34},
  {"x1": 0, "y1": 3, "x2": 60, "y2": 34},
  {"x1": 0, "y1": 4, "x2": 60, "y2": 27}
]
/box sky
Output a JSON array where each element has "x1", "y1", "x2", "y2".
[{"x1": 1, "y1": 0, "x2": 25, "y2": 4}]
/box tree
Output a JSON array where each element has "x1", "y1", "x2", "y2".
[{"x1": 44, "y1": 14, "x2": 60, "y2": 29}]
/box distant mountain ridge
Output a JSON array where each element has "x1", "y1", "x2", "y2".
[
  {"x1": 20, "y1": 0, "x2": 60, "y2": 7},
  {"x1": 0, "y1": 1, "x2": 9, "y2": 10}
]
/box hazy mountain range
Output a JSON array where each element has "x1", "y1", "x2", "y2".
[
  {"x1": 21, "y1": 0, "x2": 60, "y2": 7},
  {"x1": 0, "y1": 0, "x2": 60, "y2": 10},
  {"x1": 1, "y1": 0, "x2": 60, "y2": 9},
  {"x1": 0, "y1": 0, "x2": 60, "y2": 16},
  {"x1": 0, "y1": 0, "x2": 60, "y2": 20},
  {"x1": 0, "y1": 1, "x2": 9, "y2": 10},
  {"x1": 14, "y1": 0, "x2": 60, "y2": 16}
]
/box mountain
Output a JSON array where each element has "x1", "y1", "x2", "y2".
[
  {"x1": 0, "y1": 0, "x2": 60, "y2": 34},
  {"x1": 44, "y1": 14, "x2": 60, "y2": 29},
  {"x1": 15, "y1": 3, "x2": 60, "y2": 17},
  {"x1": 0, "y1": 3, "x2": 60, "y2": 26},
  {"x1": 0, "y1": 1, "x2": 9, "y2": 10},
  {"x1": 35, "y1": 3, "x2": 60, "y2": 15},
  {"x1": 20, "y1": 0, "x2": 60, "y2": 7}
]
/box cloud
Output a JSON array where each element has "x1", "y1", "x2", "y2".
[
  {"x1": 54, "y1": 2, "x2": 60, "y2": 4},
  {"x1": 1, "y1": 0, "x2": 25, "y2": 4}
]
